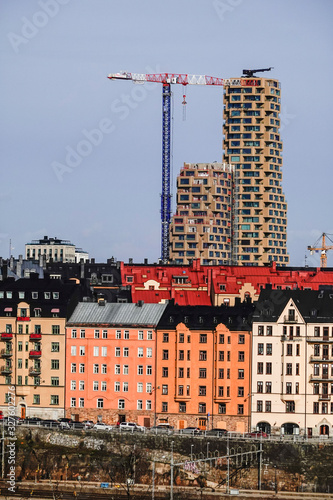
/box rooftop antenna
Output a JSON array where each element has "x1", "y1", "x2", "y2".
[{"x1": 242, "y1": 67, "x2": 273, "y2": 77}]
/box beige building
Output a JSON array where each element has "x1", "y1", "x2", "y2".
[
  {"x1": 0, "y1": 277, "x2": 80, "y2": 419},
  {"x1": 25, "y1": 235, "x2": 89, "y2": 263},
  {"x1": 223, "y1": 76, "x2": 289, "y2": 266},
  {"x1": 251, "y1": 289, "x2": 333, "y2": 437},
  {"x1": 169, "y1": 162, "x2": 235, "y2": 265}
]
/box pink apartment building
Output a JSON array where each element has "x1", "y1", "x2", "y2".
[{"x1": 65, "y1": 300, "x2": 167, "y2": 426}]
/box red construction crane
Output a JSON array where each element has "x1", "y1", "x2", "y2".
[{"x1": 107, "y1": 69, "x2": 272, "y2": 263}]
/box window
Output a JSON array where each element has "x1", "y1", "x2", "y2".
[
  {"x1": 265, "y1": 401, "x2": 271, "y2": 412},
  {"x1": 199, "y1": 403, "x2": 206, "y2": 413},
  {"x1": 199, "y1": 350, "x2": 207, "y2": 361},
  {"x1": 219, "y1": 351, "x2": 224, "y2": 361},
  {"x1": 218, "y1": 368, "x2": 224, "y2": 379},
  {"x1": 51, "y1": 377, "x2": 59, "y2": 386},
  {"x1": 219, "y1": 403, "x2": 226, "y2": 414},
  {"x1": 238, "y1": 369, "x2": 244, "y2": 379},
  {"x1": 296, "y1": 363, "x2": 300, "y2": 375},
  {"x1": 101, "y1": 347, "x2": 107, "y2": 357},
  {"x1": 238, "y1": 386, "x2": 244, "y2": 397},
  {"x1": 147, "y1": 331, "x2": 153, "y2": 340},
  {"x1": 178, "y1": 385, "x2": 184, "y2": 396},
  {"x1": 93, "y1": 364, "x2": 99, "y2": 374},
  {"x1": 101, "y1": 364, "x2": 107, "y2": 374},
  {"x1": 286, "y1": 382, "x2": 292, "y2": 394},
  {"x1": 101, "y1": 381, "x2": 106, "y2": 391},
  {"x1": 238, "y1": 351, "x2": 245, "y2": 362},
  {"x1": 179, "y1": 402, "x2": 186, "y2": 413},
  {"x1": 258, "y1": 325, "x2": 264, "y2": 336},
  {"x1": 179, "y1": 350, "x2": 184, "y2": 360},
  {"x1": 257, "y1": 400, "x2": 263, "y2": 412},
  {"x1": 266, "y1": 343, "x2": 272, "y2": 355},
  {"x1": 147, "y1": 365, "x2": 152, "y2": 375},
  {"x1": 50, "y1": 395, "x2": 59, "y2": 405},
  {"x1": 237, "y1": 404, "x2": 244, "y2": 415},
  {"x1": 115, "y1": 347, "x2": 120, "y2": 357},
  {"x1": 147, "y1": 347, "x2": 152, "y2": 358},
  {"x1": 123, "y1": 347, "x2": 129, "y2": 357},
  {"x1": 287, "y1": 344, "x2": 293, "y2": 356},
  {"x1": 79, "y1": 363, "x2": 85, "y2": 373},
  {"x1": 79, "y1": 380, "x2": 84, "y2": 391},
  {"x1": 286, "y1": 363, "x2": 292, "y2": 375},
  {"x1": 93, "y1": 381, "x2": 98, "y2": 391},
  {"x1": 115, "y1": 382, "x2": 120, "y2": 392},
  {"x1": 258, "y1": 343, "x2": 264, "y2": 355},
  {"x1": 163, "y1": 333, "x2": 169, "y2": 342},
  {"x1": 94, "y1": 329, "x2": 100, "y2": 339},
  {"x1": 200, "y1": 334, "x2": 207, "y2": 343},
  {"x1": 162, "y1": 402, "x2": 168, "y2": 412},
  {"x1": 179, "y1": 367, "x2": 184, "y2": 378},
  {"x1": 266, "y1": 382, "x2": 272, "y2": 393},
  {"x1": 123, "y1": 365, "x2": 129, "y2": 375},
  {"x1": 313, "y1": 402, "x2": 319, "y2": 414},
  {"x1": 94, "y1": 346, "x2": 100, "y2": 357},
  {"x1": 71, "y1": 346, "x2": 77, "y2": 356},
  {"x1": 219, "y1": 334, "x2": 225, "y2": 344},
  {"x1": 51, "y1": 360, "x2": 59, "y2": 370},
  {"x1": 97, "y1": 398, "x2": 104, "y2": 408},
  {"x1": 79, "y1": 398, "x2": 84, "y2": 407},
  {"x1": 33, "y1": 394, "x2": 40, "y2": 405},
  {"x1": 137, "y1": 382, "x2": 143, "y2": 393},
  {"x1": 124, "y1": 330, "x2": 129, "y2": 340},
  {"x1": 266, "y1": 326, "x2": 272, "y2": 336},
  {"x1": 179, "y1": 333, "x2": 184, "y2": 343},
  {"x1": 80, "y1": 329, "x2": 85, "y2": 338},
  {"x1": 146, "y1": 400, "x2": 152, "y2": 410},
  {"x1": 137, "y1": 400, "x2": 143, "y2": 410},
  {"x1": 199, "y1": 368, "x2": 207, "y2": 378},
  {"x1": 257, "y1": 381, "x2": 263, "y2": 393},
  {"x1": 238, "y1": 334, "x2": 245, "y2": 344},
  {"x1": 116, "y1": 330, "x2": 121, "y2": 339},
  {"x1": 199, "y1": 386, "x2": 206, "y2": 396},
  {"x1": 52, "y1": 325, "x2": 60, "y2": 335},
  {"x1": 71, "y1": 398, "x2": 76, "y2": 407},
  {"x1": 286, "y1": 401, "x2": 295, "y2": 413},
  {"x1": 51, "y1": 342, "x2": 59, "y2": 352},
  {"x1": 162, "y1": 385, "x2": 168, "y2": 395},
  {"x1": 71, "y1": 363, "x2": 76, "y2": 373},
  {"x1": 138, "y1": 365, "x2": 143, "y2": 375},
  {"x1": 146, "y1": 382, "x2": 152, "y2": 393},
  {"x1": 218, "y1": 386, "x2": 224, "y2": 397},
  {"x1": 18, "y1": 342, "x2": 23, "y2": 352},
  {"x1": 79, "y1": 346, "x2": 85, "y2": 356},
  {"x1": 123, "y1": 382, "x2": 128, "y2": 392},
  {"x1": 162, "y1": 367, "x2": 168, "y2": 377}
]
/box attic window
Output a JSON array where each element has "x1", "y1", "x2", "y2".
[
  {"x1": 311, "y1": 309, "x2": 317, "y2": 317},
  {"x1": 219, "y1": 284, "x2": 226, "y2": 291},
  {"x1": 184, "y1": 316, "x2": 188, "y2": 323},
  {"x1": 198, "y1": 316, "x2": 204, "y2": 324},
  {"x1": 213, "y1": 317, "x2": 217, "y2": 324},
  {"x1": 126, "y1": 276, "x2": 133, "y2": 283},
  {"x1": 169, "y1": 316, "x2": 174, "y2": 324}
]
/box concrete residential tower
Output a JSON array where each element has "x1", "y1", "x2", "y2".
[{"x1": 223, "y1": 75, "x2": 289, "y2": 266}]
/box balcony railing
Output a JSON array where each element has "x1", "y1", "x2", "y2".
[
  {"x1": 29, "y1": 350, "x2": 41, "y2": 358},
  {"x1": 29, "y1": 367, "x2": 41, "y2": 376},
  {"x1": 29, "y1": 333, "x2": 42, "y2": 340},
  {"x1": 283, "y1": 315, "x2": 298, "y2": 323},
  {"x1": 0, "y1": 348, "x2": 13, "y2": 357},
  {"x1": 0, "y1": 366, "x2": 12, "y2": 375},
  {"x1": 17, "y1": 317, "x2": 30, "y2": 322},
  {"x1": 1, "y1": 333, "x2": 13, "y2": 340}
]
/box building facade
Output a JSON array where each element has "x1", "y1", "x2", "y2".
[
  {"x1": 222, "y1": 76, "x2": 289, "y2": 266},
  {"x1": 252, "y1": 290, "x2": 333, "y2": 437},
  {"x1": 65, "y1": 301, "x2": 167, "y2": 426},
  {"x1": 0, "y1": 277, "x2": 81, "y2": 419},
  {"x1": 169, "y1": 162, "x2": 235, "y2": 266},
  {"x1": 25, "y1": 235, "x2": 89, "y2": 263},
  {"x1": 155, "y1": 302, "x2": 254, "y2": 432}
]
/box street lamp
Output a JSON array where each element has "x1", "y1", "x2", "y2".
[{"x1": 191, "y1": 444, "x2": 194, "y2": 461}]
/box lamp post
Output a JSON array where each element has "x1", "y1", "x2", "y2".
[{"x1": 191, "y1": 444, "x2": 194, "y2": 461}]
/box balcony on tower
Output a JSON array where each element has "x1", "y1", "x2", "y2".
[
  {"x1": 0, "y1": 365, "x2": 12, "y2": 375},
  {"x1": 29, "y1": 366, "x2": 41, "y2": 376}
]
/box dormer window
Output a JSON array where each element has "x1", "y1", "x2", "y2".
[
  {"x1": 44, "y1": 292, "x2": 51, "y2": 299},
  {"x1": 53, "y1": 292, "x2": 59, "y2": 299},
  {"x1": 19, "y1": 292, "x2": 25, "y2": 299}
]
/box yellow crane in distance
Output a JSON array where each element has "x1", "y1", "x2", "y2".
[{"x1": 308, "y1": 233, "x2": 333, "y2": 268}]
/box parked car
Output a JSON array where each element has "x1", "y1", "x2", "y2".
[
  {"x1": 181, "y1": 427, "x2": 202, "y2": 435},
  {"x1": 58, "y1": 418, "x2": 72, "y2": 429},
  {"x1": 119, "y1": 422, "x2": 144, "y2": 432},
  {"x1": 82, "y1": 420, "x2": 94, "y2": 429},
  {"x1": 205, "y1": 428, "x2": 228, "y2": 437},
  {"x1": 150, "y1": 424, "x2": 174, "y2": 434},
  {"x1": 69, "y1": 421, "x2": 86, "y2": 430},
  {"x1": 93, "y1": 422, "x2": 113, "y2": 431},
  {"x1": 246, "y1": 431, "x2": 268, "y2": 438},
  {"x1": 24, "y1": 417, "x2": 44, "y2": 426},
  {"x1": 42, "y1": 419, "x2": 61, "y2": 429}
]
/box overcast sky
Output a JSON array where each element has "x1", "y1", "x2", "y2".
[{"x1": 1, "y1": 0, "x2": 332, "y2": 267}]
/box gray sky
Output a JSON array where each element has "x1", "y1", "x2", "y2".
[{"x1": 1, "y1": 0, "x2": 332, "y2": 266}]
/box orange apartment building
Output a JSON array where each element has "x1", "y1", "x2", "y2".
[
  {"x1": 155, "y1": 301, "x2": 254, "y2": 432},
  {"x1": 65, "y1": 301, "x2": 167, "y2": 426},
  {"x1": 0, "y1": 276, "x2": 81, "y2": 419}
]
